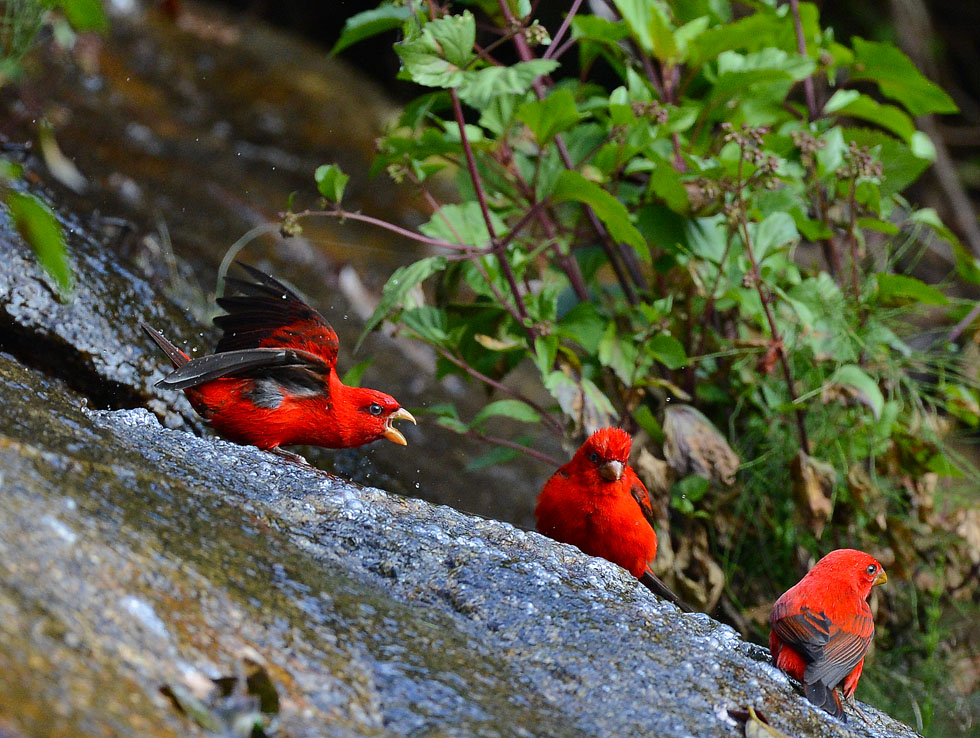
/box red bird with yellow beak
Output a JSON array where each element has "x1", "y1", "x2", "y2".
[
  {"x1": 769, "y1": 548, "x2": 887, "y2": 722},
  {"x1": 535, "y1": 428, "x2": 691, "y2": 611},
  {"x1": 142, "y1": 263, "x2": 415, "y2": 458}
]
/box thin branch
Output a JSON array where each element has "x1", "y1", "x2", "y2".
[
  {"x1": 449, "y1": 88, "x2": 537, "y2": 340},
  {"x1": 289, "y1": 208, "x2": 476, "y2": 253},
  {"x1": 788, "y1": 0, "x2": 817, "y2": 119},
  {"x1": 463, "y1": 428, "x2": 561, "y2": 467},
  {"x1": 435, "y1": 346, "x2": 565, "y2": 435},
  {"x1": 543, "y1": 0, "x2": 585, "y2": 61},
  {"x1": 735, "y1": 150, "x2": 811, "y2": 454},
  {"x1": 947, "y1": 302, "x2": 980, "y2": 343}
]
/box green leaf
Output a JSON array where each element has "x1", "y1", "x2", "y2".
[
  {"x1": 552, "y1": 170, "x2": 649, "y2": 261},
  {"x1": 823, "y1": 90, "x2": 915, "y2": 143},
  {"x1": 314, "y1": 164, "x2": 349, "y2": 203},
  {"x1": 844, "y1": 128, "x2": 929, "y2": 197},
  {"x1": 876, "y1": 273, "x2": 948, "y2": 305},
  {"x1": 557, "y1": 302, "x2": 606, "y2": 353},
  {"x1": 465, "y1": 443, "x2": 523, "y2": 471},
  {"x1": 456, "y1": 60, "x2": 558, "y2": 109},
  {"x1": 632, "y1": 404, "x2": 664, "y2": 443},
  {"x1": 419, "y1": 202, "x2": 503, "y2": 248},
  {"x1": 851, "y1": 37, "x2": 958, "y2": 116},
  {"x1": 832, "y1": 364, "x2": 884, "y2": 419},
  {"x1": 359, "y1": 256, "x2": 447, "y2": 346},
  {"x1": 572, "y1": 15, "x2": 630, "y2": 45},
  {"x1": 612, "y1": 0, "x2": 677, "y2": 61},
  {"x1": 341, "y1": 359, "x2": 373, "y2": 387},
  {"x1": 649, "y1": 334, "x2": 687, "y2": 369},
  {"x1": 517, "y1": 89, "x2": 581, "y2": 145},
  {"x1": 395, "y1": 12, "x2": 476, "y2": 88},
  {"x1": 331, "y1": 5, "x2": 412, "y2": 55},
  {"x1": 56, "y1": 0, "x2": 108, "y2": 32},
  {"x1": 751, "y1": 212, "x2": 798, "y2": 261},
  {"x1": 472, "y1": 399, "x2": 541, "y2": 427},
  {"x1": 401, "y1": 306, "x2": 450, "y2": 343},
  {"x1": 5, "y1": 191, "x2": 73, "y2": 297}
]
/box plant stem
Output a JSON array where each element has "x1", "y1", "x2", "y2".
[
  {"x1": 463, "y1": 428, "x2": 561, "y2": 467},
  {"x1": 788, "y1": 0, "x2": 817, "y2": 119},
  {"x1": 496, "y1": 0, "x2": 646, "y2": 303},
  {"x1": 435, "y1": 346, "x2": 565, "y2": 435},
  {"x1": 542, "y1": 0, "x2": 585, "y2": 61},
  {"x1": 449, "y1": 88, "x2": 537, "y2": 340},
  {"x1": 289, "y1": 208, "x2": 475, "y2": 253},
  {"x1": 735, "y1": 151, "x2": 811, "y2": 454}
]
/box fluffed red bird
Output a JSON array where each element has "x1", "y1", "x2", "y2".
[
  {"x1": 769, "y1": 548, "x2": 887, "y2": 722},
  {"x1": 141, "y1": 263, "x2": 415, "y2": 459},
  {"x1": 535, "y1": 428, "x2": 692, "y2": 611}
]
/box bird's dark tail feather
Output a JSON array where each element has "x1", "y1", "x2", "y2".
[
  {"x1": 805, "y1": 681, "x2": 846, "y2": 721},
  {"x1": 140, "y1": 322, "x2": 189, "y2": 370},
  {"x1": 640, "y1": 570, "x2": 695, "y2": 613}
]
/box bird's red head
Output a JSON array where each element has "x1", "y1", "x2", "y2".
[
  {"x1": 571, "y1": 427, "x2": 633, "y2": 483},
  {"x1": 809, "y1": 548, "x2": 887, "y2": 598},
  {"x1": 328, "y1": 372, "x2": 416, "y2": 446}
]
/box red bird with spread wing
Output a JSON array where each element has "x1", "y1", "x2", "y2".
[
  {"x1": 535, "y1": 428, "x2": 691, "y2": 611},
  {"x1": 769, "y1": 548, "x2": 887, "y2": 722},
  {"x1": 141, "y1": 263, "x2": 415, "y2": 457}
]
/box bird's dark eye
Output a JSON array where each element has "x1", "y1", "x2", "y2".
[
  {"x1": 589, "y1": 452, "x2": 600, "y2": 463},
  {"x1": 866, "y1": 564, "x2": 877, "y2": 575},
  {"x1": 368, "y1": 403, "x2": 384, "y2": 416}
]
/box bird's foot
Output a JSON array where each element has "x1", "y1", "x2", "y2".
[
  {"x1": 268, "y1": 446, "x2": 310, "y2": 465},
  {"x1": 845, "y1": 693, "x2": 873, "y2": 725}
]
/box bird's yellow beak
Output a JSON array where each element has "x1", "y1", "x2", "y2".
[
  {"x1": 382, "y1": 407, "x2": 417, "y2": 446},
  {"x1": 874, "y1": 570, "x2": 888, "y2": 586},
  {"x1": 599, "y1": 459, "x2": 624, "y2": 482}
]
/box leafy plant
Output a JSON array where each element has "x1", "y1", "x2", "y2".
[{"x1": 293, "y1": 2, "x2": 979, "y2": 731}]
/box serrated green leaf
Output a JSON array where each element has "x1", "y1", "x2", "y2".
[
  {"x1": 6, "y1": 190, "x2": 73, "y2": 297},
  {"x1": 832, "y1": 364, "x2": 884, "y2": 419},
  {"x1": 314, "y1": 164, "x2": 349, "y2": 202},
  {"x1": 517, "y1": 89, "x2": 581, "y2": 145},
  {"x1": 552, "y1": 170, "x2": 649, "y2": 261},
  {"x1": 331, "y1": 5, "x2": 413, "y2": 55},
  {"x1": 851, "y1": 37, "x2": 957, "y2": 116},
  {"x1": 876, "y1": 273, "x2": 948, "y2": 305},
  {"x1": 472, "y1": 399, "x2": 541, "y2": 427},
  {"x1": 401, "y1": 306, "x2": 450, "y2": 343},
  {"x1": 419, "y1": 202, "x2": 503, "y2": 248},
  {"x1": 571, "y1": 15, "x2": 630, "y2": 44},
  {"x1": 358, "y1": 256, "x2": 447, "y2": 346},
  {"x1": 395, "y1": 12, "x2": 476, "y2": 88},
  {"x1": 456, "y1": 60, "x2": 558, "y2": 109}
]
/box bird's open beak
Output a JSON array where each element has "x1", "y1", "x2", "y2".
[
  {"x1": 874, "y1": 570, "x2": 888, "y2": 586},
  {"x1": 382, "y1": 407, "x2": 417, "y2": 446},
  {"x1": 599, "y1": 459, "x2": 624, "y2": 482}
]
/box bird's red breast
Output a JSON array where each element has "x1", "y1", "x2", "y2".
[{"x1": 535, "y1": 428, "x2": 658, "y2": 578}]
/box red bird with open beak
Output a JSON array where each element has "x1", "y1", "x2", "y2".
[
  {"x1": 769, "y1": 548, "x2": 887, "y2": 722},
  {"x1": 141, "y1": 262, "x2": 415, "y2": 459},
  {"x1": 535, "y1": 428, "x2": 691, "y2": 611}
]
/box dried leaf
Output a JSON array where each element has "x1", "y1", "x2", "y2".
[
  {"x1": 634, "y1": 447, "x2": 672, "y2": 523},
  {"x1": 663, "y1": 404, "x2": 740, "y2": 485},
  {"x1": 789, "y1": 452, "x2": 834, "y2": 538}
]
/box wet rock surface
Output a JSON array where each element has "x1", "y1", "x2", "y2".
[
  {"x1": 0, "y1": 349, "x2": 921, "y2": 737},
  {"x1": 0, "y1": 194, "x2": 920, "y2": 738}
]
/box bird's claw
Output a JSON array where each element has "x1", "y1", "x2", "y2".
[
  {"x1": 269, "y1": 446, "x2": 310, "y2": 465},
  {"x1": 845, "y1": 692, "x2": 873, "y2": 725}
]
